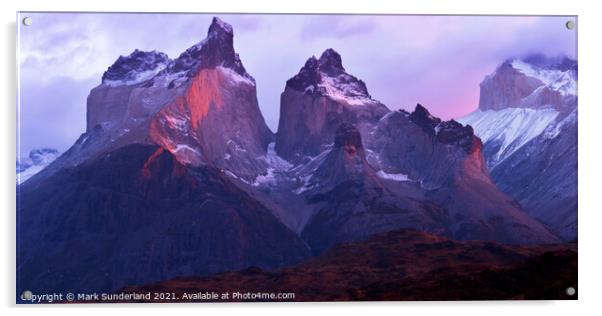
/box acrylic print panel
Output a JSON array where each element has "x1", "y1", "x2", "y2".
[{"x1": 16, "y1": 12, "x2": 577, "y2": 303}]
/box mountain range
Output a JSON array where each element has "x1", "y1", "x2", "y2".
[
  {"x1": 17, "y1": 17, "x2": 577, "y2": 298},
  {"x1": 459, "y1": 54, "x2": 577, "y2": 241},
  {"x1": 16, "y1": 148, "x2": 59, "y2": 184}
]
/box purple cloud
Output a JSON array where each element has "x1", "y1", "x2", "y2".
[{"x1": 17, "y1": 13, "x2": 576, "y2": 154}]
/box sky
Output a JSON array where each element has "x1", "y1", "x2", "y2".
[{"x1": 17, "y1": 13, "x2": 577, "y2": 154}]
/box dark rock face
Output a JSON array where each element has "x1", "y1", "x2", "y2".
[
  {"x1": 293, "y1": 114, "x2": 558, "y2": 254},
  {"x1": 436, "y1": 120, "x2": 475, "y2": 151},
  {"x1": 369, "y1": 106, "x2": 559, "y2": 244},
  {"x1": 408, "y1": 103, "x2": 441, "y2": 133},
  {"x1": 299, "y1": 123, "x2": 449, "y2": 254},
  {"x1": 491, "y1": 113, "x2": 577, "y2": 241},
  {"x1": 374, "y1": 107, "x2": 486, "y2": 188},
  {"x1": 308, "y1": 123, "x2": 368, "y2": 188},
  {"x1": 17, "y1": 144, "x2": 310, "y2": 294},
  {"x1": 276, "y1": 48, "x2": 389, "y2": 163},
  {"x1": 171, "y1": 17, "x2": 252, "y2": 81},
  {"x1": 334, "y1": 123, "x2": 363, "y2": 149}
]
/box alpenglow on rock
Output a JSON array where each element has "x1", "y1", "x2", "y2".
[
  {"x1": 17, "y1": 25, "x2": 571, "y2": 299},
  {"x1": 81, "y1": 16, "x2": 273, "y2": 181},
  {"x1": 17, "y1": 17, "x2": 309, "y2": 295}
]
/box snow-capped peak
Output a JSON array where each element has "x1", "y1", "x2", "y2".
[
  {"x1": 459, "y1": 107, "x2": 559, "y2": 167},
  {"x1": 478, "y1": 54, "x2": 577, "y2": 112},
  {"x1": 286, "y1": 48, "x2": 377, "y2": 106},
  {"x1": 511, "y1": 58, "x2": 577, "y2": 96},
  {"x1": 102, "y1": 50, "x2": 171, "y2": 86},
  {"x1": 167, "y1": 16, "x2": 253, "y2": 85},
  {"x1": 101, "y1": 17, "x2": 254, "y2": 90}
]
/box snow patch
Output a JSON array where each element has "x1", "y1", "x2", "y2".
[
  {"x1": 252, "y1": 143, "x2": 294, "y2": 187},
  {"x1": 253, "y1": 168, "x2": 277, "y2": 186},
  {"x1": 17, "y1": 149, "x2": 60, "y2": 184},
  {"x1": 377, "y1": 170, "x2": 411, "y2": 182},
  {"x1": 224, "y1": 170, "x2": 251, "y2": 185},
  {"x1": 218, "y1": 66, "x2": 255, "y2": 86},
  {"x1": 174, "y1": 144, "x2": 199, "y2": 153},
  {"x1": 17, "y1": 165, "x2": 46, "y2": 184},
  {"x1": 263, "y1": 142, "x2": 293, "y2": 171},
  {"x1": 104, "y1": 63, "x2": 167, "y2": 87},
  {"x1": 318, "y1": 74, "x2": 375, "y2": 106},
  {"x1": 459, "y1": 107, "x2": 559, "y2": 166},
  {"x1": 163, "y1": 114, "x2": 188, "y2": 133},
  {"x1": 227, "y1": 140, "x2": 248, "y2": 153},
  {"x1": 511, "y1": 59, "x2": 577, "y2": 96},
  {"x1": 544, "y1": 109, "x2": 577, "y2": 139},
  {"x1": 294, "y1": 175, "x2": 314, "y2": 194}
]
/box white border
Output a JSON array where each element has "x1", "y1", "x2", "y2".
[{"x1": 2, "y1": 0, "x2": 600, "y2": 315}]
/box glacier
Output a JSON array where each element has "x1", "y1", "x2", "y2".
[{"x1": 459, "y1": 107, "x2": 559, "y2": 167}]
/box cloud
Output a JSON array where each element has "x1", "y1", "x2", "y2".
[
  {"x1": 19, "y1": 13, "x2": 114, "y2": 82},
  {"x1": 18, "y1": 75, "x2": 97, "y2": 154},
  {"x1": 17, "y1": 13, "x2": 577, "y2": 154},
  {"x1": 300, "y1": 15, "x2": 375, "y2": 41}
]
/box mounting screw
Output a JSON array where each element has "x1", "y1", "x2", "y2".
[
  {"x1": 566, "y1": 286, "x2": 576, "y2": 296},
  {"x1": 566, "y1": 20, "x2": 575, "y2": 30},
  {"x1": 21, "y1": 290, "x2": 33, "y2": 300},
  {"x1": 22, "y1": 16, "x2": 32, "y2": 26}
]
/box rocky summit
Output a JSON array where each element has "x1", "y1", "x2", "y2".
[
  {"x1": 276, "y1": 48, "x2": 389, "y2": 162},
  {"x1": 459, "y1": 54, "x2": 577, "y2": 241},
  {"x1": 17, "y1": 17, "x2": 574, "y2": 298}
]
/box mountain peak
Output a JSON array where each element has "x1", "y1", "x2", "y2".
[
  {"x1": 520, "y1": 54, "x2": 577, "y2": 72},
  {"x1": 285, "y1": 49, "x2": 373, "y2": 105},
  {"x1": 102, "y1": 50, "x2": 170, "y2": 85},
  {"x1": 170, "y1": 17, "x2": 250, "y2": 80},
  {"x1": 304, "y1": 56, "x2": 319, "y2": 68},
  {"x1": 409, "y1": 104, "x2": 441, "y2": 133},
  {"x1": 318, "y1": 48, "x2": 345, "y2": 74},
  {"x1": 334, "y1": 123, "x2": 363, "y2": 149},
  {"x1": 479, "y1": 54, "x2": 577, "y2": 111},
  {"x1": 208, "y1": 17, "x2": 234, "y2": 36}
]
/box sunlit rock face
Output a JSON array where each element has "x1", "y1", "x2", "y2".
[
  {"x1": 84, "y1": 17, "x2": 272, "y2": 181},
  {"x1": 16, "y1": 17, "x2": 571, "y2": 299},
  {"x1": 17, "y1": 17, "x2": 302, "y2": 295}
]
